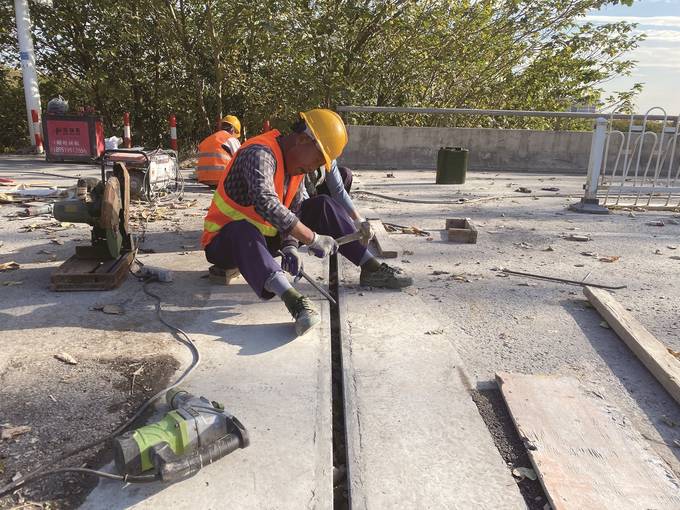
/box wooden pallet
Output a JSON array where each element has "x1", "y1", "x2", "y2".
[
  {"x1": 50, "y1": 250, "x2": 135, "y2": 291},
  {"x1": 445, "y1": 218, "x2": 477, "y2": 243}
]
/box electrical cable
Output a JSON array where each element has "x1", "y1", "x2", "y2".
[
  {"x1": 0, "y1": 278, "x2": 201, "y2": 497},
  {"x1": 353, "y1": 189, "x2": 574, "y2": 205},
  {"x1": 34, "y1": 468, "x2": 157, "y2": 483}
]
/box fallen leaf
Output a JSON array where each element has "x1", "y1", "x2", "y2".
[
  {"x1": 102, "y1": 304, "x2": 124, "y2": 315},
  {"x1": 515, "y1": 187, "x2": 532, "y2": 193},
  {"x1": 543, "y1": 246, "x2": 555, "y2": 252},
  {"x1": 512, "y1": 467, "x2": 537, "y2": 481},
  {"x1": 668, "y1": 245, "x2": 678, "y2": 250},
  {"x1": 597, "y1": 255, "x2": 620, "y2": 263},
  {"x1": 581, "y1": 251, "x2": 597, "y2": 257},
  {"x1": 430, "y1": 270, "x2": 449, "y2": 275},
  {"x1": 668, "y1": 348, "x2": 680, "y2": 360},
  {"x1": 599, "y1": 321, "x2": 610, "y2": 329},
  {"x1": 0, "y1": 261, "x2": 20, "y2": 272},
  {"x1": 425, "y1": 329, "x2": 444, "y2": 335},
  {"x1": 1, "y1": 425, "x2": 31, "y2": 440},
  {"x1": 54, "y1": 352, "x2": 78, "y2": 365},
  {"x1": 2, "y1": 281, "x2": 23, "y2": 287}
]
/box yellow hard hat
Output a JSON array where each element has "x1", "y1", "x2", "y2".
[
  {"x1": 222, "y1": 115, "x2": 241, "y2": 138},
  {"x1": 299, "y1": 109, "x2": 348, "y2": 171}
]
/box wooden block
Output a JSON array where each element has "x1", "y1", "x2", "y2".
[
  {"x1": 584, "y1": 286, "x2": 680, "y2": 405},
  {"x1": 50, "y1": 251, "x2": 134, "y2": 291},
  {"x1": 446, "y1": 217, "x2": 477, "y2": 243},
  {"x1": 368, "y1": 219, "x2": 398, "y2": 258},
  {"x1": 497, "y1": 372, "x2": 680, "y2": 510}
]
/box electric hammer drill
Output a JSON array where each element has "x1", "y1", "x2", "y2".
[{"x1": 113, "y1": 388, "x2": 249, "y2": 482}]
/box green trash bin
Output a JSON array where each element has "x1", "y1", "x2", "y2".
[{"x1": 436, "y1": 146, "x2": 468, "y2": 184}]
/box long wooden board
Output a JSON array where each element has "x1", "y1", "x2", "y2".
[
  {"x1": 497, "y1": 372, "x2": 680, "y2": 510},
  {"x1": 584, "y1": 286, "x2": 680, "y2": 405}
]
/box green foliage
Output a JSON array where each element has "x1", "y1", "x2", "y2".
[
  {"x1": 0, "y1": 0, "x2": 644, "y2": 148},
  {"x1": 0, "y1": 69, "x2": 30, "y2": 151}
]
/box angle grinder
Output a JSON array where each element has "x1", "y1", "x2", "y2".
[{"x1": 113, "y1": 388, "x2": 249, "y2": 482}]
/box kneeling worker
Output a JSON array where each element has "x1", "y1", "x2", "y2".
[
  {"x1": 201, "y1": 108, "x2": 411, "y2": 336},
  {"x1": 196, "y1": 115, "x2": 242, "y2": 186}
]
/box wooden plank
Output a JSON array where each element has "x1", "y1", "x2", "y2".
[
  {"x1": 367, "y1": 219, "x2": 398, "y2": 258},
  {"x1": 497, "y1": 372, "x2": 680, "y2": 510},
  {"x1": 584, "y1": 286, "x2": 680, "y2": 405},
  {"x1": 51, "y1": 251, "x2": 134, "y2": 291},
  {"x1": 360, "y1": 207, "x2": 398, "y2": 258}
]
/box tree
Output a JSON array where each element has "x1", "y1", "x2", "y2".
[{"x1": 0, "y1": 0, "x2": 643, "y2": 149}]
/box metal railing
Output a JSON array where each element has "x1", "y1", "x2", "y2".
[
  {"x1": 597, "y1": 108, "x2": 680, "y2": 209},
  {"x1": 339, "y1": 105, "x2": 680, "y2": 210},
  {"x1": 337, "y1": 105, "x2": 678, "y2": 122}
]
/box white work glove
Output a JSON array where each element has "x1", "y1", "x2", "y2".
[
  {"x1": 308, "y1": 233, "x2": 339, "y2": 259},
  {"x1": 280, "y1": 245, "x2": 303, "y2": 276},
  {"x1": 354, "y1": 217, "x2": 375, "y2": 245}
]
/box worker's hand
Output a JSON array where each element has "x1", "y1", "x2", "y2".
[
  {"x1": 280, "y1": 245, "x2": 303, "y2": 276},
  {"x1": 354, "y1": 217, "x2": 374, "y2": 245},
  {"x1": 308, "y1": 233, "x2": 339, "y2": 258}
]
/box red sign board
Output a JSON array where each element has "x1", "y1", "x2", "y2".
[{"x1": 46, "y1": 119, "x2": 90, "y2": 156}]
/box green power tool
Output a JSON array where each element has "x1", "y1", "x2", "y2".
[{"x1": 113, "y1": 388, "x2": 249, "y2": 482}]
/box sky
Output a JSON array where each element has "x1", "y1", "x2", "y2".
[{"x1": 586, "y1": 0, "x2": 680, "y2": 114}]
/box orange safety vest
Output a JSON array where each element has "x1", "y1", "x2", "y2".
[
  {"x1": 196, "y1": 131, "x2": 237, "y2": 186},
  {"x1": 201, "y1": 130, "x2": 304, "y2": 247}
]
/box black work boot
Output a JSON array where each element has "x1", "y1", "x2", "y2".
[
  {"x1": 360, "y1": 262, "x2": 413, "y2": 289},
  {"x1": 283, "y1": 290, "x2": 321, "y2": 336}
]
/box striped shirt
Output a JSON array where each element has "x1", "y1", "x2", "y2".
[{"x1": 222, "y1": 143, "x2": 302, "y2": 234}]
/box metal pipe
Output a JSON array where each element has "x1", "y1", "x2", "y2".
[{"x1": 336, "y1": 106, "x2": 677, "y2": 122}]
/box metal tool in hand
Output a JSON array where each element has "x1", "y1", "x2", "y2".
[
  {"x1": 335, "y1": 228, "x2": 371, "y2": 247},
  {"x1": 277, "y1": 250, "x2": 337, "y2": 306}
]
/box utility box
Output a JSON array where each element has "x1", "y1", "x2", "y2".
[{"x1": 43, "y1": 114, "x2": 105, "y2": 162}]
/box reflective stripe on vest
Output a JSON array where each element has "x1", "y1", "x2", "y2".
[
  {"x1": 198, "y1": 152, "x2": 231, "y2": 160},
  {"x1": 206, "y1": 190, "x2": 278, "y2": 237},
  {"x1": 201, "y1": 130, "x2": 303, "y2": 247},
  {"x1": 196, "y1": 132, "x2": 234, "y2": 177}
]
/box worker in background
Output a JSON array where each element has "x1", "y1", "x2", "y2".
[
  {"x1": 196, "y1": 115, "x2": 242, "y2": 186},
  {"x1": 201, "y1": 108, "x2": 412, "y2": 336}
]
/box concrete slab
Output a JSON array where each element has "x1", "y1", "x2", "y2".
[
  {"x1": 82, "y1": 260, "x2": 333, "y2": 510},
  {"x1": 348, "y1": 169, "x2": 680, "y2": 477},
  {"x1": 339, "y1": 259, "x2": 526, "y2": 509}
]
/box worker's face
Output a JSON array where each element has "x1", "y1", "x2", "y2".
[{"x1": 284, "y1": 133, "x2": 326, "y2": 176}]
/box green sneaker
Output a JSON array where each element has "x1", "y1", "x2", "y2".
[
  {"x1": 287, "y1": 295, "x2": 321, "y2": 336},
  {"x1": 360, "y1": 263, "x2": 413, "y2": 289}
]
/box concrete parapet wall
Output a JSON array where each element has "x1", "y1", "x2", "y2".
[{"x1": 341, "y1": 125, "x2": 593, "y2": 173}]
